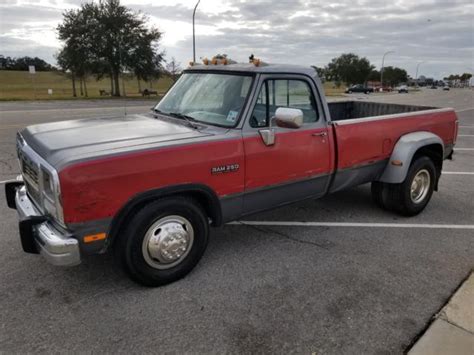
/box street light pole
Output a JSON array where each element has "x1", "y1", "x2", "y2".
[
  {"x1": 380, "y1": 51, "x2": 395, "y2": 90},
  {"x1": 192, "y1": 0, "x2": 201, "y2": 64},
  {"x1": 415, "y1": 61, "x2": 425, "y2": 87}
]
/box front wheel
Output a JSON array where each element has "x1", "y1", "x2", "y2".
[
  {"x1": 371, "y1": 156, "x2": 436, "y2": 216},
  {"x1": 115, "y1": 197, "x2": 209, "y2": 286}
]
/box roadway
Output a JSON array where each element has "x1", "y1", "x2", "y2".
[{"x1": 0, "y1": 89, "x2": 473, "y2": 353}]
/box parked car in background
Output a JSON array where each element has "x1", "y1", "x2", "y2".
[
  {"x1": 430, "y1": 85, "x2": 438, "y2": 89},
  {"x1": 397, "y1": 85, "x2": 409, "y2": 93},
  {"x1": 443, "y1": 86, "x2": 450, "y2": 91},
  {"x1": 345, "y1": 84, "x2": 374, "y2": 94},
  {"x1": 374, "y1": 86, "x2": 393, "y2": 92}
]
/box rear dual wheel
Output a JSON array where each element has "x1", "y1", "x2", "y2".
[{"x1": 371, "y1": 156, "x2": 436, "y2": 216}]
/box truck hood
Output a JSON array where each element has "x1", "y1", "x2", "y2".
[{"x1": 21, "y1": 114, "x2": 214, "y2": 168}]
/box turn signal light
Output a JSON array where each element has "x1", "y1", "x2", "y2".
[{"x1": 84, "y1": 233, "x2": 106, "y2": 243}]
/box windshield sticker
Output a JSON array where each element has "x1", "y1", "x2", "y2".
[{"x1": 226, "y1": 110, "x2": 238, "y2": 122}]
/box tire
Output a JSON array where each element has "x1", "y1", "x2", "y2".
[
  {"x1": 379, "y1": 156, "x2": 436, "y2": 216},
  {"x1": 371, "y1": 181, "x2": 386, "y2": 209},
  {"x1": 115, "y1": 196, "x2": 209, "y2": 287}
]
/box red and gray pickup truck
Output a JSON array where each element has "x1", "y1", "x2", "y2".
[{"x1": 5, "y1": 62, "x2": 458, "y2": 286}]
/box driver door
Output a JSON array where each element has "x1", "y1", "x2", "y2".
[{"x1": 242, "y1": 75, "x2": 332, "y2": 214}]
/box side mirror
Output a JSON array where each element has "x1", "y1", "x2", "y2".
[{"x1": 275, "y1": 107, "x2": 303, "y2": 129}]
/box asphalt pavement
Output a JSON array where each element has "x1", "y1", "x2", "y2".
[{"x1": 0, "y1": 89, "x2": 473, "y2": 353}]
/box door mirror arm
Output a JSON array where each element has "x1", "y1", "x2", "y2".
[{"x1": 258, "y1": 113, "x2": 276, "y2": 146}]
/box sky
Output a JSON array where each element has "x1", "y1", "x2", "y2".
[{"x1": 0, "y1": 0, "x2": 473, "y2": 79}]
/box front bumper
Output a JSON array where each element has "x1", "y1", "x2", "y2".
[{"x1": 5, "y1": 181, "x2": 81, "y2": 266}]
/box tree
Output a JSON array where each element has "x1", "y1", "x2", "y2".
[
  {"x1": 0, "y1": 55, "x2": 55, "y2": 71},
  {"x1": 57, "y1": 0, "x2": 163, "y2": 97},
  {"x1": 368, "y1": 69, "x2": 380, "y2": 82},
  {"x1": 381, "y1": 66, "x2": 408, "y2": 86},
  {"x1": 310, "y1": 66, "x2": 326, "y2": 82},
  {"x1": 56, "y1": 47, "x2": 78, "y2": 97},
  {"x1": 57, "y1": 4, "x2": 97, "y2": 97},
  {"x1": 166, "y1": 57, "x2": 182, "y2": 82},
  {"x1": 325, "y1": 53, "x2": 374, "y2": 85},
  {"x1": 460, "y1": 73, "x2": 472, "y2": 86}
]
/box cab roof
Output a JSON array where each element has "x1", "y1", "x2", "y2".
[{"x1": 184, "y1": 63, "x2": 318, "y2": 79}]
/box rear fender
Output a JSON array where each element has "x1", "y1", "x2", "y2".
[{"x1": 379, "y1": 131, "x2": 444, "y2": 184}]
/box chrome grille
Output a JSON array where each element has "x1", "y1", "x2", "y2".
[
  {"x1": 21, "y1": 153, "x2": 39, "y2": 187},
  {"x1": 17, "y1": 141, "x2": 42, "y2": 209}
]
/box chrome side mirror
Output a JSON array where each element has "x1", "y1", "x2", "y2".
[{"x1": 275, "y1": 107, "x2": 303, "y2": 129}]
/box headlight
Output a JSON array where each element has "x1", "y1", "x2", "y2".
[{"x1": 41, "y1": 167, "x2": 65, "y2": 227}]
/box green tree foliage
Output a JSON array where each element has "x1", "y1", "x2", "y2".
[
  {"x1": 444, "y1": 73, "x2": 472, "y2": 87},
  {"x1": 381, "y1": 66, "x2": 408, "y2": 86},
  {"x1": 367, "y1": 69, "x2": 380, "y2": 82},
  {"x1": 0, "y1": 55, "x2": 55, "y2": 71},
  {"x1": 310, "y1": 66, "x2": 326, "y2": 82},
  {"x1": 325, "y1": 53, "x2": 374, "y2": 85},
  {"x1": 57, "y1": 0, "x2": 163, "y2": 96}
]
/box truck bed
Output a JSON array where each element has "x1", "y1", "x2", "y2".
[{"x1": 328, "y1": 101, "x2": 436, "y2": 121}]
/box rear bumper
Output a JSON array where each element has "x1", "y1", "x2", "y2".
[{"x1": 6, "y1": 181, "x2": 81, "y2": 267}]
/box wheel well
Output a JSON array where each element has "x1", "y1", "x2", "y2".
[
  {"x1": 106, "y1": 186, "x2": 222, "y2": 250},
  {"x1": 413, "y1": 143, "x2": 443, "y2": 189}
]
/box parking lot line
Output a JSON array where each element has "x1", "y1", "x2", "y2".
[
  {"x1": 443, "y1": 172, "x2": 474, "y2": 175},
  {"x1": 455, "y1": 148, "x2": 474, "y2": 151},
  {"x1": 456, "y1": 107, "x2": 474, "y2": 113},
  {"x1": 231, "y1": 221, "x2": 474, "y2": 230}
]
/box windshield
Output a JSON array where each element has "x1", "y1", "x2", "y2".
[{"x1": 155, "y1": 72, "x2": 253, "y2": 127}]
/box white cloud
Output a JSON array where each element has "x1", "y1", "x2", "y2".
[{"x1": 0, "y1": 0, "x2": 472, "y2": 78}]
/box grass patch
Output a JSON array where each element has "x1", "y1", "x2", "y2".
[
  {"x1": 0, "y1": 70, "x2": 173, "y2": 100},
  {"x1": 323, "y1": 82, "x2": 346, "y2": 96}
]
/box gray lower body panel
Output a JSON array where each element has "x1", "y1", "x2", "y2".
[{"x1": 329, "y1": 160, "x2": 388, "y2": 194}]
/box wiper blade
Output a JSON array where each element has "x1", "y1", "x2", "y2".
[{"x1": 168, "y1": 112, "x2": 199, "y2": 129}]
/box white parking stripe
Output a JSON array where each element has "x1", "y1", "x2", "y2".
[
  {"x1": 455, "y1": 148, "x2": 474, "y2": 151},
  {"x1": 458, "y1": 135, "x2": 474, "y2": 137},
  {"x1": 456, "y1": 107, "x2": 474, "y2": 113},
  {"x1": 231, "y1": 221, "x2": 474, "y2": 230},
  {"x1": 443, "y1": 172, "x2": 474, "y2": 175}
]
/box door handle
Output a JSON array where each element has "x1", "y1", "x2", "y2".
[{"x1": 312, "y1": 132, "x2": 327, "y2": 137}]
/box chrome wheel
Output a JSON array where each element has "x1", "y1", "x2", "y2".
[
  {"x1": 410, "y1": 169, "x2": 431, "y2": 204},
  {"x1": 142, "y1": 215, "x2": 194, "y2": 270}
]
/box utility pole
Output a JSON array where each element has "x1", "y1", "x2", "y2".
[
  {"x1": 192, "y1": 0, "x2": 201, "y2": 64},
  {"x1": 380, "y1": 51, "x2": 395, "y2": 90}
]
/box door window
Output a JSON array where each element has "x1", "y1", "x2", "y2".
[{"x1": 249, "y1": 79, "x2": 318, "y2": 128}]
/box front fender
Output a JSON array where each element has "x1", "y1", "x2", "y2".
[
  {"x1": 379, "y1": 131, "x2": 443, "y2": 184},
  {"x1": 105, "y1": 183, "x2": 223, "y2": 251}
]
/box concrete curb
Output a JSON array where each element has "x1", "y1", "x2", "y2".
[{"x1": 408, "y1": 271, "x2": 474, "y2": 355}]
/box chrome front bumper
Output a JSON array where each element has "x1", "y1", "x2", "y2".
[{"x1": 7, "y1": 183, "x2": 81, "y2": 267}]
